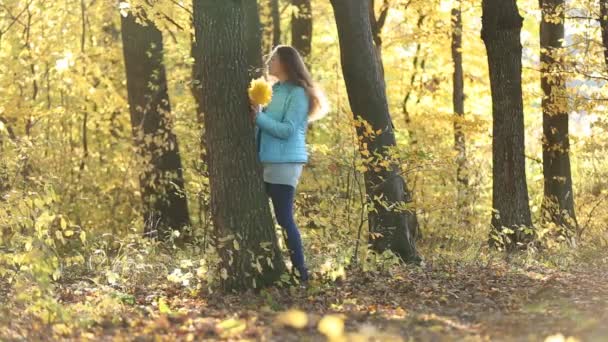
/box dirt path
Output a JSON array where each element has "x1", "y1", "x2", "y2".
[{"x1": 2, "y1": 259, "x2": 607, "y2": 341}]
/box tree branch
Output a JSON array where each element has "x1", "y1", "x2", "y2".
[
  {"x1": 0, "y1": 0, "x2": 34, "y2": 35},
  {"x1": 0, "y1": 116, "x2": 17, "y2": 141}
]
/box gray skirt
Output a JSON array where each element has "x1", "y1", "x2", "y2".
[{"x1": 263, "y1": 163, "x2": 304, "y2": 188}]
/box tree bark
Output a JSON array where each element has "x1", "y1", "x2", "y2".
[
  {"x1": 330, "y1": 0, "x2": 420, "y2": 263},
  {"x1": 481, "y1": 0, "x2": 533, "y2": 249},
  {"x1": 451, "y1": 0, "x2": 469, "y2": 216},
  {"x1": 193, "y1": 0, "x2": 287, "y2": 291},
  {"x1": 600, "y1": 0, "x2": 608, "y2": 68},
  {"x1": 540, "y1": 0, "x2": 577, "y2": 236},
  {"x1": 271, "y1": 0, "x2": 281, "y2": 47},
  {"x1": 291, "y1": 0, "x2": 312, "y2": 68},
  {"x1": 120, "y1": 11, "x2": 191, "y2": 242},
  {"x1": 369, "y1": 0, "x2": 389, "y2": 77}
]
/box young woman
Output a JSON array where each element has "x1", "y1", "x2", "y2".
[{"x1": 251, "y1": 45, "x2": 327, "y2": 283}]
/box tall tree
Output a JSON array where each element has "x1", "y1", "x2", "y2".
[
  {"x1": 271, "y1": 0, "x2": 281, "y2": 47},
  {"x1": 120, "y1": 10, "x2": 190, "y2": 241},
  {"x1": 330, "y1": 0, "x2": 420, "y2": 263},
  {"x1": 193, "y1": 0, "x2": 287, "y2": 291},
  {"x1": 481, "y1": 0, "x2": 533, "y2": 249},
  {"x1": 401, "y1": 13, "x2": 426, "y2": 146},
  {"x1": 451, "y1": 0, "x2": 469, "y2": 216},
  {"x1": 291, "y1": 0, "x2": 312, "y2": 67},
  {"x1": 190, "y1": 0, "x2": 263, "y2": 252},
  {"x1": 540, "y1": 0, "x2": 577, "y2": 235},
  {"x1": 600, "y1": 2, "x2": 608, "y2": 80}
]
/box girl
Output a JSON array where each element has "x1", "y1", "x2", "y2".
[{"x1": 251, "y1": 45, "x2": 327, "y2": 283}]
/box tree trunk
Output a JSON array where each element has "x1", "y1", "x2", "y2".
[
  {"x1": 600, "y1": 0, "x2": 608, "y2": 68},
  {"x1": 271, "y1": 0, "x2": 281, "y2": 47},
  {"x1": 120, "y1": 11, "x2": 191, "y2": 242},
  {"x1": 402, "y1": 14, "x2": 426, "y2": 146},
  {"x1": 540, "y1": 0, "x2": 577, "y2": 236},
  {"x1": 193, "y1": 0, "x2": 287, "y2": 291},
  {"x1": 369, "y1": 0, "x2": 389, "y2": 77},
  {"x1": 481, "y1": 0, "x2": 533, "y2": 249},
  {"x1": 451, "y1": 0, "x2": 469, "y2": 216},
  {"x1": 330, "y1": 0, "x2": 420, "y2": 263},
  {"x1": 291, "y1": 0, "x2": 312, "y2": 68},
  {"x1": 260, "y1": 0, "x2": 281, "y2": 53}
]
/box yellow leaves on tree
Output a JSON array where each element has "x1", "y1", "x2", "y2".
[{"x1": 248, "y1": 78, "x2": 273, "y2": 107}]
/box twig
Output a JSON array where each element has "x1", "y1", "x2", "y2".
[
  {"x1": 580, "y1": 194, "x2": 607, "y2": 238},
  {"x1": 525, "y1": 154, "x2": 542, "y2": 165},
  {"x1": 169, "y1": 0, "x2": 192, "y2": 15},
  {"x1": 0, "y1": 0, "x2": 34, "y2": 35}
]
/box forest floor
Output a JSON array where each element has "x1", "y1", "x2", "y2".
[{"x1": 2, "y1": 253, "x2": 608, "y2": 341}]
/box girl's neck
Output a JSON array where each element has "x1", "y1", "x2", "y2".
[{"x1": 276, "y1": 73, "x2": 288, "y2": 84}]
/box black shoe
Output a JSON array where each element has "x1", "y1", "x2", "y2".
[{"x1": 292, "y1": 267, "x2": 309, "y2": 284}]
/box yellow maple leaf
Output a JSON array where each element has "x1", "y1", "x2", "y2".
[
  {"x1": 318, "y1": 314, "x2": 345, "y2": 340},
  {"x1": 248, "y1": 78, "x2": 273, "y2": 107},
  {"x1": 276, "y1": 309, "x2": 309, "y2": 329}
]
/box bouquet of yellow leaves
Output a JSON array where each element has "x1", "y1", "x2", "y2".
[{"x1": 248, "y1": 78, "x2": 273, "y2": 107}]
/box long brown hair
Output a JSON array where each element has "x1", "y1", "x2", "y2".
[{"x1": 269, "y1": 45, "x2": 328, "y2": 122}]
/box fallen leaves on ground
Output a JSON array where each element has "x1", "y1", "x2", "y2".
[{"x1": 1, "y1": 258, "x2": 607, "y2": 341}]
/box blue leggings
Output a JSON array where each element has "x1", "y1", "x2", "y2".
[{"x1": 265, "y1": 183, "x2": 308, "y2": 281}]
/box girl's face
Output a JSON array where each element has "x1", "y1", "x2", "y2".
[{"x1": 268, "y1": 53, "x2": 285, "y2": 78}]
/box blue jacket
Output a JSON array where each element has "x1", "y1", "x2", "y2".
[{"x1": 256, "y1": 82, "x2": 309, "y2": 163}]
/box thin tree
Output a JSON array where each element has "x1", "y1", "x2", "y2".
[
  {"x1": 291, "y1": 0, "x2": 312, "y2": 68},
  {"x1": 192, "y1": 0, "x2": 287, "y2": 291},
  {"x1": 540, "y1": 0, "x2": 577, "y2": 236},
  {"x1": 120, "y1": 10, "x2": 190, "y2": 241},
  {"x1": 451, "y1": 0, "x2": 469, "y2": 216},
  {"x1": 481, "y1": 0, "x2": 533, "y2": 249},
  {"x1": 600, "y1": 3, "x2": 608, "y2": 86},
  {"x1": 330, "y1": 0, "x2": 420, "y2": 263},
  {"x1": 272, "y1": 0, "x2": 281, "y2": 47},
  {"x1": 260, "y1": 0, "x2": 281, "y2": 53},
  {"x1": 402, "y1": 13, "x2": 426, "y2": 146}
]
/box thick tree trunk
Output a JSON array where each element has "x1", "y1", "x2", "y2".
[
  {"x1": 291, "y1": 0, "x2": 312, "y2": 67},
  {"x1": 330, "y1": 0, "x2": 420, "y2": 263},
  {"x1": 193, "y1": 0, "x2": 287, "y2": 291},
  {"x1": 540, "y1": 0, "x2": 577, "y2": 236},
  {"x1": 481, "y1": 0, "x2": 533, "y2": 249},
  {"x1": 191, "y1": 0, "x2": 263, "y2": 143},
  {"x1": 451, "y1": 0, "x2": 469, "y2": 216},
  {"x1": 120, "y1": 12, "x2": 191, "y2": 241},
  {"x1": 191, "y1": 0, "x2": 262, "y2": 253}
]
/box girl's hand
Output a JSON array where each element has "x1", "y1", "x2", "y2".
[{"x1": 249, "y1": 104, "x2": 261, "y2": 123}]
